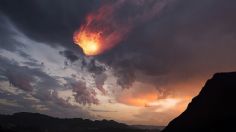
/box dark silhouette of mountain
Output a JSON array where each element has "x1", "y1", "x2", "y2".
[
  {"x1": 0, "y1": 112, "x2": 160, "y2": 132},
  {"x1": 162, "y1": 72, "x2": 236, "y2": 132}
]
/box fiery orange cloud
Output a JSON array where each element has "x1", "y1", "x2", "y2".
[
  {"x1": 73, "y1": 30, "x2": 103, "y2": 56},
  {"x1": 73, "y1": 1, "x2": 171, "y2": 56},
  {"x1": 73, "y1": 4, "x2": 129, "y2": 56}
]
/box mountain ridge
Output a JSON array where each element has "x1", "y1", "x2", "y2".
[
  {"x1": 0, "y1": 112, "x2": 160, "y2": 132},
  {"x1": 162, "y1": 72, "x2": 236, "y2": 132}
]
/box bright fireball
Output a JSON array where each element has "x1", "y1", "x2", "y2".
[{"x1": 73, "y1": 29, "x2": 102, "y2": 56}]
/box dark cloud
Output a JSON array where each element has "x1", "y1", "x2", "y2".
[
  {"x1": 97, "y1": 0, "x2": 236, "y2": 88},
  {"x1": 72, "y1": 80, "x2": 99, "y2": 105},
  {"x1": 59, "y1": 50, "x2": 79, "y2": 63},
  {"x1": 95, "y1": 73, "x2": 107, "y2": 95},
  {"x1": 80, "y1": 59, "x2": 106, "y2": 75},
  {"x1": 87, "y1": 59, "x2": 106, "y2": 75},
  {"x1": 65, "y1": 78, "x2": 99, "y2": 105},
  {"x1": 2, "y1": 0, "x2": 235, "y2": 90},
  {"x1": 0, "y1": 0, "x2": 100, "y2": 49},
  {"x1": 114, "y1": 65, "x2": 136, "y2": 89}
]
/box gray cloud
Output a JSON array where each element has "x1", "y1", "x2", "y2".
[
  {"x1": 0, "y1": 9, "x2": 99, "y2": 120},
  {"x1": 0, "y1": 56, "x2": 60, "y2": 91},
  {"x1": 65, "y1": 78, "x2": 99, "y2": 105},
  {"x1": 72, "y1": 80, "x2": 99, "y2": 105},
  {"x1": 1, "y1": 0, "x2": 235, "y2": 96},
  {"x1": 0, "y1": 13, "x2": 25, "y2": 52},
  {"x1": 95, "y1": 73, "x2": 107, "y2": 95},
  {"x1": 1, "y1": 0, "x2": 236, "y2": 122},
  {"x1": 0, "y1": 14, "x2": 101, "y2": 118},
  {"x1": 0, "y1": 55, "x2": 94, "y2": 118}
]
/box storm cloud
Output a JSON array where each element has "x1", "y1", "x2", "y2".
[
  {"x1": 1, "y1": 0, "x2": 236, "y2": 125},
  {"x1": 97, "y1": 0, "x2": 236, "y2": 89}
]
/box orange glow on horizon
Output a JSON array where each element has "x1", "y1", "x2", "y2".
[{"x1": 120, "y1": 93, "x2": 158, "y2": 107}]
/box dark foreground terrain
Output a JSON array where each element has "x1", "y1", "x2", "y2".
[
  {"x1": 0, "y1": 112, "x2": 160, "y2": 132},
  {"x1": 163, "y1": 72, "x2": 236, "y2": 132}
]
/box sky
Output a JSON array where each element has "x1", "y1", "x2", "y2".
[{"x1": 0, "y1": 0, "x2": 236, "y2": 126}]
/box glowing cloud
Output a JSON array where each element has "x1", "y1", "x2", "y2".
[
  {"x1": 73, "y1": 30, "x2": 103, "y2": 56},
  {"x1": 117, "y1": 82, "x2": 159, "y2": 107},
  {"x1": 74, "y1": 0, "x2": 171, "y2": 56},
  {"x1": 148, "y1": 98, "x2": 181, "y2": 112},
  {"x1": 73, "y1": 4, "x2": 127, "y2": 56},
  {"x1": 123, "y1": 93, "x2": 158, "y2": 107}
]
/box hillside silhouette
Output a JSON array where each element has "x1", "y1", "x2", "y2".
[
  {"x1": 162, "y1": 72, "x2": 236, "y2": 132},
  {"x1": 0, "y1": 112, "x2": 160, "y2": 132}
]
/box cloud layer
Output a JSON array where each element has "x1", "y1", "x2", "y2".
[{"x1": 1, "y1": 0, "x2": 236, "y2": 125}]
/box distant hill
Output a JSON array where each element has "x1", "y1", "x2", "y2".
[
  {"x1": 0, "y1": 112, "x2": 160, "y2": 132},
  {"x1": 162, "y1": 72, "x2": 236, "y2": 132},
  {"x1": 131, "y1": 125, "x2": 165, "y2": 130}
]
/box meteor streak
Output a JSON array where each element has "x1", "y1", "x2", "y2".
[
  {"x1": 73, "y1": 29, "x2": 102, "y2": 56},
  {"x1": 73, "y1": 0, "x2": 171, "y2": 56}
]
